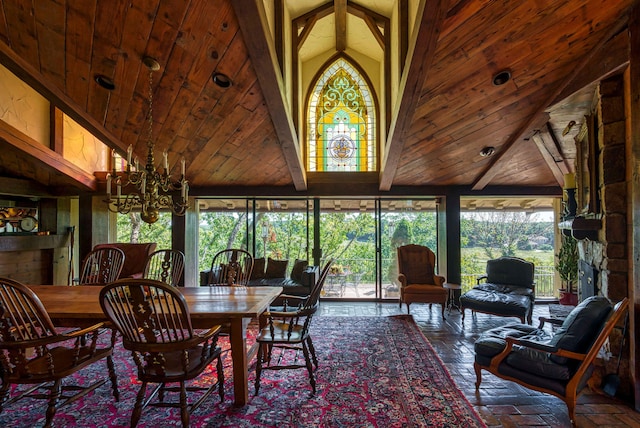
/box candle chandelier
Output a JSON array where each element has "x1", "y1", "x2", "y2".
[{"x1": 105, "y1": 57, "x2": 189, "y2": 224}]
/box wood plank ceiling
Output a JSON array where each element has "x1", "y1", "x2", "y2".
[{"x1": 0, "y1": 0, "x2": 634, "y2": 200}]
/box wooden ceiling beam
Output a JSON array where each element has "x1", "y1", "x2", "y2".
[
  {"x1": 335, "y1": 0, "x2": 347, "y2": 52},
  {"x1": 380, "y1": 0, "x2": 447, "y2": 191},
  {"x1": 531, "y1": 125, "x2": 570, "y2": 187},
  {"x1": 348, "y1": 2, "x2": 387, "y2": 48},
  {"x1": 0, "y1": 120, "x2": 97, "y2": 191},
  {"x1": 232, "y1": 0, "x2": 307, "y2": 191},
  {"x1": 472, "y1": 12, "x2": 630, "y2": 190}
]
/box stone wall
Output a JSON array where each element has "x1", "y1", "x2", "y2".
[{"x1": 578, "y1": 74, "x2": 630, "y2": 398}]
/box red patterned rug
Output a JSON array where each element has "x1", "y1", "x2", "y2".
[{"x1": 0, "y1": 315, "x2": 486, "y2": 427}]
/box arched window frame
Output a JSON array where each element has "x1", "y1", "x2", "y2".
[{"x1": 305, "y1": 55, "x2": 378, "y2": 172}]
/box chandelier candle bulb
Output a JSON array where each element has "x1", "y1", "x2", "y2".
[
  {"x1": 564, "y1": 173, "x2": 576, "y2": 189},
  {"x1": 127, "y1": 145, "x2": 132, "y2": 164},
  {"x1": 181, "y1": 158, "x2": 186, "y2": 176},
  {"x1": 163, "y1": 150, "x2": 169, "y2": 171},
  {"x1": 106, "y1": 174, "x2": 111, "y2": 198}
]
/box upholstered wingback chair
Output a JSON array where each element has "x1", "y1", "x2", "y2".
[{"x1": 396, "y1": 244, "x2": 448, "y2": 316}]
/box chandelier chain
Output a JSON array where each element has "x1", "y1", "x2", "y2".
[{"x1": 104, "y1": 57, "x2": 189, "y2": 224}]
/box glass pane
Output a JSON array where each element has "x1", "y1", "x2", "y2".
[
  {"x1": 116, "y1": 212, "x2": 172, "y2": 248},
  {"x1": 459, "y1": 197, "x2": 555, "y2": 296},
  {"x1": 318, "y1": 199, "x2": 376, "y2": 298},
  {"x1": 198, "y1": 199, "x2": 249, "y2": 273},
  {"x1": 381, "y1": 200, "x2": 438, "y2": 300}
]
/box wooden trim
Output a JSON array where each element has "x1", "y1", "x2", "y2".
[
  {"x1": 380, "y1": 0, "x2": 447, "y2": 191},
  {"x1": 335, "y1": 0, "x2": 347, "y2": 52},
  {"x1": 0, "y1": 120, "x2": 97, "y2": 191},
  {"x1": 274, "y1": 0, "x2": 285, "y2": 74},
  {"x1": 0, "y1": 233, "x2": 70, "y2": 252},
  {"x1": 51, "y1": 106, "x2": 64, "y2": 154},
  {"x1": 232, "y1": 0, "x2": 307, "y2": 191},
  {"x1": 630, "y1": 1, "x2": 640, "y2": 412},
  {"x1": 398, "y1": 0, "x2": 408, "y2": 76}
]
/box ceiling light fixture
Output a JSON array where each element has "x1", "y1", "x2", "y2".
[
  {"x1": 104, "y1": 56, "x2": 189, "y2": 224},
  {"x1": 95, "y1": 75, "x2": 115, "y2": 90},
  {"x1": 212, "y1": 72, "x2": 232, "y2": 88},
  {"x1": 479, "y1": 146, "x2": 495, "y2": 157},
  {"x1": 492, "y1": 70, "x2": 511, "y2": 86}
]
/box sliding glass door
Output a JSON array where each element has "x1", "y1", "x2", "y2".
[
  {"x1": 195, "y1": 197, "x2": 437, "y2": 300},
  {"x1": 317, "y1": 199, "x2": 376, "y2": 298}
]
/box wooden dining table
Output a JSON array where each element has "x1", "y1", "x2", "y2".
[{"x1": 26, "y1": 284, "x2": 283, "y2": 406}]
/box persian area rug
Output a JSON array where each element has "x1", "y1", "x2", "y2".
[{"x1": 0, "y1": 315, "x2": 486, "y2": 427}]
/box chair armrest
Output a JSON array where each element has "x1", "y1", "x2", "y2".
[
  {"x1": 538, "y1": 316, "x2": 564, "y2": 328},
  {"x1": 279, "y1": 293, "x2": 305, "y2": 300},
  {"x1": 489, "y1": 335, "x2": 587, "y2": 371},
  {"x1": 62, "y1": 322, "x2": 110, "y2": 339},
  {"x1": 124, "y1": 325, "x2": 222, "y2": 353},
  {"x1": 1, "y1": 322, "x2": 111, "y2": 351},
  {"x1": 397, "y1": 273, "x2": 407, "y2": 287},
  {"x1": 195, "y1": 325, "x2": 223, "y2": 341},
  {"x1": 434, "y1": 274, "x2": 446, "y2": 286},
  {"x1": 476, "y1": 274, "x2": 488, "y2": 284}
]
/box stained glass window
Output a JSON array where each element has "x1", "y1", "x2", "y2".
[{"x1": 307, "y1": 58, "x2": 376, "y2": 172}]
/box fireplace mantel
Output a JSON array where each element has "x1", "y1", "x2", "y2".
[{"x1": 558, "y1": 216, "x2": 602, "y2": 241}]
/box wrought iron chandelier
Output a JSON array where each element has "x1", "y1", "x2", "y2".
[{"x1": 105, "y1": 57, "x2": 189, "y2": 224}]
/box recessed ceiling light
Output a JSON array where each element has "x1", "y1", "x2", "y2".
[
  {"x1": 492, "y1": 70, "x2": 511, "y2": 86},
  {"x1": 480, "y1": 146, "x2": 495, "y2": 157},
  {"x1": 94, "y1": 75, "x2": 115, "y2": 90},
  {"x1": 212, "y1": 72, "x2": 232, "y2": 88},
  {"x1": 142, "y1": 56, "x2": 161, "y2": 71}
]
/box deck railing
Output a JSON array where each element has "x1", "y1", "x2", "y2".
[
  {"x1": 460, "y1": 265, "x2": 555, "y2": 298},
  {"x1": 326, "y1": 258, "x2": 557, "y2": 299}
]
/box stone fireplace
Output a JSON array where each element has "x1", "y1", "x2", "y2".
[{"x1": 568, "y1": 74, "x2": 629, "y2": 398}]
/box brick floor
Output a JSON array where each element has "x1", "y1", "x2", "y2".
[{"x1": 317, "y1": 301, "x2": 640, "y2": 428}]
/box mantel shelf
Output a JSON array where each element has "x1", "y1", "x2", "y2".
[
  {"x1": 0, "y1": 234, "x2": 71, "y2": 252},
  {"x1": 558, "y1": 217, "x2": 602, "y2": 240}
]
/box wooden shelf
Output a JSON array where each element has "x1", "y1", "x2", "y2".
[
  {"x1": 0, "y1": 233, "x2": 71, "y2": 252},
  {"x1": 558, "y1": 217, "x2": 602, "y2": 240}
]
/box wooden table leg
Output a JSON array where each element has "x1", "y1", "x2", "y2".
[{"x1": 228, "y1": 318, "x2": 248, "y2": 405}]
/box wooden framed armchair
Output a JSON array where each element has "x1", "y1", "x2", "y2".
[
  {"x1": 207, "y1": 248, "x2": 254, "y2": 286},
  {"x1": 255, "y1": 259, "x2": 333, "y2": 396},
  {"x1": 99, "y1": 279, "x2": 225, "y2": 427},
  {"x1": 0, "y1": 277, "x2": 119, "y2": 428},
  {"x1": 396, "y1": 244, "x2": 448, "y2": 316},
  {"x1": 78, "y1": 247, "x2": 125, "y2": 285},
  {"x1": 143, "y1": 249, "x2": 185, "y2": 286},
  {"x1": 474, "y1": 296, "x2": 629, "y2": 425}
]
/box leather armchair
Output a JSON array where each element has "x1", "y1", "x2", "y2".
[
  {"x1": 396, "y1": 244, "x2": 448, "y2": 316},
  {"x1": 474, "y1": 296, "x2": 628, "y2": 425}
]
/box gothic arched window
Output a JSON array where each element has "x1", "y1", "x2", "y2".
[{"x1": 307, "y1": 58, "x2": 376, "y2": 172}]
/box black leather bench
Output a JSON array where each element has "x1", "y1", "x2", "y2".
[{"x1": 460, "y1": 256, "x2": 535, "y2": 324}]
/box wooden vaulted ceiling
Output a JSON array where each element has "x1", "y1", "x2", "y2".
[{"x1": 0, "y1": 0, "x2": 634, "y2": 200}]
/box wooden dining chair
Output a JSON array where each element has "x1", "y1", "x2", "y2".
[
  {"x1": 143, "y1": 249, "x2": 185, "y2": 286},
  {"x1": 254, "y1": 258, "x2": 333, "y2": 396},
  {"x1": 0, "y1": 277, "x2": 119, "y2": 428},
  {"x1": 207, "y1": 248, "x2": 254, "y2": 286},
  {"x1": 99, "y1": 279, "x2": 225, "y2": 427},
  {"x1": 78, "y1": 247, "x2": 126, "y2": 285}
]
